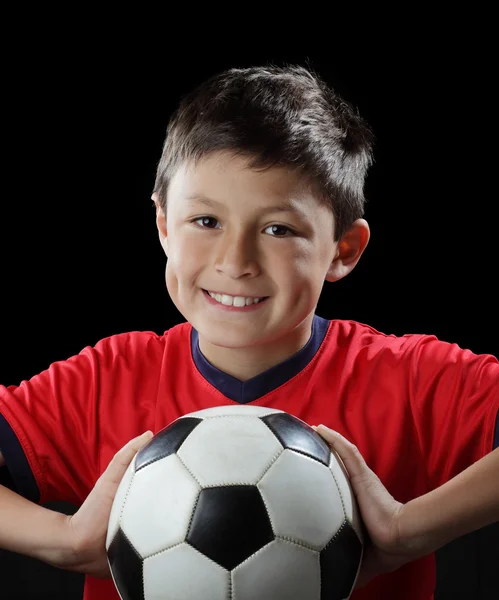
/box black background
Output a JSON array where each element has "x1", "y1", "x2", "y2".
[{"x1": 0, "y1": 11, "x2": 497, "y2": 599}]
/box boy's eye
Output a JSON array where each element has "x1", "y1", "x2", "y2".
[
  {"x1": 265, "y1": 224, "x2": 294, "y2": 237},
  {"x1": 194, "y1": 216, "x2": 219, "y2": 229},
  {"x1": 191, "y1": 217, "x2": 295, "y2": 237}
]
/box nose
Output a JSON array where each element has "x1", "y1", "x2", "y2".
[{"x1": 214, "y1": 229, "x2": 260, "y2": 279}]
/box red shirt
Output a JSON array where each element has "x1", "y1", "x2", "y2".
[{"x1": 1, "y1": 314, "x2": 497, "y2": 600}]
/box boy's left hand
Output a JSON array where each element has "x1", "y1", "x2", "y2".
[{"x1": 312, "y1": 424, "x2": 419, "y2": 589}]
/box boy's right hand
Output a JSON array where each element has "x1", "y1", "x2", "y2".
[{"x1": 59, "y1": 431, "x2": 153, "y2": 579}]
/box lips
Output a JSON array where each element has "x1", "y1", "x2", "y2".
[{"x1": 203, "y1": 289, "x2": 269, "y2": 300}]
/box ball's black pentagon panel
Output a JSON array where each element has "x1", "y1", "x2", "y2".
[
  {"x1": 319, "y1": 521, "x2": 362, "y2": 600},
  {"x1": 107, "y1": 527, "x2": 144, "y2": 600},
  {"x1": 135, "y1": 417, "x2": 202, "y2": 471},
  {"x1": 261, "y1": 412, "x2": 331, "y2": 466},
  {"x1": 186, "y1": 485, "x2": 274, "y2": 571}
]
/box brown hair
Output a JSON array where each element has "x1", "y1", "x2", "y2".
[{"x1": 153, "y1": 64, "x2": 374, "y2": 240}]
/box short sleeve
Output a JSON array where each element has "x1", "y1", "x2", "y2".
[
  {"x1": 0, "y1": 343, "x2": 104, "y2": 506},
  {"x1": 408, "y1": 335, "x2": 499, "y2": 490}
]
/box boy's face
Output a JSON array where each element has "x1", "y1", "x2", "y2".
[{"x1": 154, "y1": 152, "x2": 368, "y2": 379}]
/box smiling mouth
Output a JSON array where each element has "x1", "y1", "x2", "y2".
[{"x1": 202, "y1": 289, "x2": 270, "y2": 306}]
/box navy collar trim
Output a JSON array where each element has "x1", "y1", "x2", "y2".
[{"x1": 190, "y1": 314, "x2": 330, "y2": 404}]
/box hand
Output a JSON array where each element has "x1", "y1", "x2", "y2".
[
  {"x1": 60, "y1": 431, "x2": 153, "y2": 579},
  {"x1": 312, "y1": 425, "x2": 417, "y2": 589}
]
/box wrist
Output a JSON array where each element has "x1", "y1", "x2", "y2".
[
  {"x1": 398, "y1": 449, "x2": 499, "y2": 557},
  {"x1": 397, "y1": 491, "x2": 468, "y2": 558},
  {"x1": 0, "y1": 484, "x2": 77, "y2": 568},
  {"x1": 397, "y1": 497, "x2": 440, "y2": 559},
  {"x1": 32, "y1": 511, "x2": 77, "y2": 569}
]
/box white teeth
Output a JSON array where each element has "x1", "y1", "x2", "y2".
[{"x1": 208, "y1": 291, "x2": 264, "y2": 307}]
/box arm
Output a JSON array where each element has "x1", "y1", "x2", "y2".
[
  {"x1": 400, "y1": 447, "x2": 499, "y2": 553},
  {"x1": 0, "y1": 432, "x2": 152, "y2": 577},
  {"x1": 0, "y1": 482, "x2": 71, "y2": 566}
]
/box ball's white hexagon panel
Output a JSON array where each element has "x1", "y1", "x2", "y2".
[
  {"x1": 120, "y1": 453, "x2": 200, "y2": 557},
  {"x1": 143, "y1": 542, "x2": 229, "y2": 600},
  {"x1": 177, "y1": 416, "x2": 283, "y2": 487},
  {"x1": 180, "y1": 405, "x2": 284, "y2": 419},
  {"x1": 232, "y1": 539, "x2": 320, "y2": 600},
  {"x1": 106, "y1": 453, "x2": 136, "y2": 550},
  {"x1": 259, "y1": 449, "x2": 345, "y2": 550},
  {"x1": 329, "y1": 449, "x2": 363, "y2": 543}
]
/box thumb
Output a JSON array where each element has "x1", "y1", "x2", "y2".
[
  {"x1": 312, "y1": 425, "x2": 372, "y2": 484},
  {"x1": 100, "y1": 431, "x2": 154, "y2": 489}
]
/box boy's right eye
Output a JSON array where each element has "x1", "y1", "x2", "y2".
[{"x1": 192, "y1": 216, "x2": 219, "y2": 229}]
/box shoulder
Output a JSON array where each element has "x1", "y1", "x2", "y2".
[
  {"x1": 78, "y1": 320, "x2": 192, "y2": 367},
  {"x1": 325, "y1": 318, "x2": 430, "y2": 353},
  {"x1": 325, "y1": 318, "x2": 498, "y2": 368}
]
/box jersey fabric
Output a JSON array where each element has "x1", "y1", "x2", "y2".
[{"x1": 0, "y1": 314, "x2": 498, "y2": 600}]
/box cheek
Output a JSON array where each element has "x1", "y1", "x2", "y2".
[
  {"x1": 286, "y1": 248, "x2": 331, "y2": 298},
  {"x1": 164, "y1": 263, "x2": 177, "y2": 298},
  {"x1": 165, "y1": 237, "x2": 206, "y2": 294},
  {"x1": 279, "y1": 246, "x2": 317, "y2": 280},
  {"x1": 168, "y1": 234, "x2": 201, "y2": 269}
]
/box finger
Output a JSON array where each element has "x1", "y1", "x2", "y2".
[
  {"x1": 313, "y1": 425, "x2": 370, "y2": 482},
  {"x1": 101, "y1": 431, "x2": 153, "y2": 486}
]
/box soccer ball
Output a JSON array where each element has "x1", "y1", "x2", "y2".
[{"x1": 106, "y1": 405, "x2": 363, "y2": 600}]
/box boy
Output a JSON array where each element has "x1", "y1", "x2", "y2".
[{"x1": 0, "y1": 64, "x2": 498, "y2": 600}]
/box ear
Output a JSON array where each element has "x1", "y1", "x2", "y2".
[
  {"x1": 325, "y1": 219, "x2": 370, "y2": 282},
  {"x1": 152, "y1": 192, "x2": 168, "y2": 254}
]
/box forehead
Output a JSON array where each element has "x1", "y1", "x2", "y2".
[{"x1": 168, "y1": 152, "x2": 324, "y2": 215}]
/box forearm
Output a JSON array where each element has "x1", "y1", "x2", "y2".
[
  {"x1": 400, "y1": 448, "x2": 499, "y2": 555},
  {"x1": 0, "y1": 484, "x2": 73, "y2": 567}
]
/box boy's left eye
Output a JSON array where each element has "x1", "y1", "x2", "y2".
[
  {"x1": 264, "y1": 224, "x2": 294, "y2": 237},
  {"x1": 191, "y1": 217, "x2": 295, "y2": 237}
]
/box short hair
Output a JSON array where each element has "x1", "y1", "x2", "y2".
[{"x1": 153, "y1": 64, "x2": 374, "y2": 240}]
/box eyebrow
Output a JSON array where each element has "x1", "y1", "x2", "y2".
[{"x1": 186, "y1": 194, "x2": 310, "y2": 221}]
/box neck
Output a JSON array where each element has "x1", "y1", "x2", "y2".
[{"x1": 198, "y1": 316, "x2": 314, "y2": 382}]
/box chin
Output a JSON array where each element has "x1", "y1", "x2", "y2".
[{"x1": 201, "y1": 324, "x2": 268, "y2": 349}]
